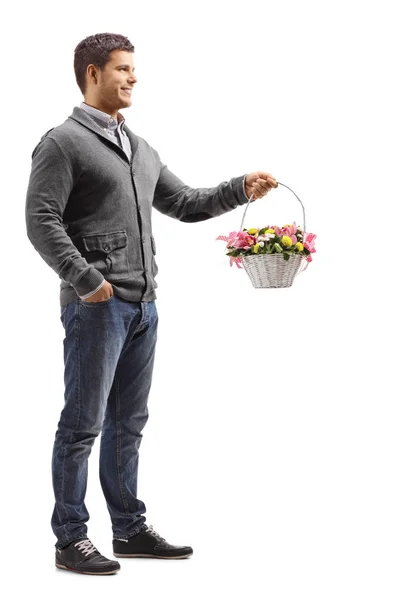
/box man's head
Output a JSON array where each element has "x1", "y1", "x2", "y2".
[{"x1": 74, "y1": 33, "x2": 137, "y2": 118}]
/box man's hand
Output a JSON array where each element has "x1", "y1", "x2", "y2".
[
  {"x1": 245, "y1": 172, "x2": 278, "y2": 200},
  {"x1": 81, "y1": 280, "x2": 114, "y2": 302}
]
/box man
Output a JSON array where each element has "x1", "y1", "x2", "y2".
[{"x1": 25, "y1": 32, "x2": 278, "y2": 576}]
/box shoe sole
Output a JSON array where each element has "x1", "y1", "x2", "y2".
[
  {"x1": 113, "y1": 552, "x2": 193, "y2": 559},
  {"x1": 56, "y1": 563, "x2": 120, "y2": 575}
]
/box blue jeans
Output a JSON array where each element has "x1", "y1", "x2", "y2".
[{"x1": 51, "y1": 294, "x2": 158, "y2": 549}]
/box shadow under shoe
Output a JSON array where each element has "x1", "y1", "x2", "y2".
[
  {"x1": 113, "y1": 524, "x2": 193, "y2": 559},
  {"x1": 56, "y1": 538, "x2": 121, "y2": 575}
]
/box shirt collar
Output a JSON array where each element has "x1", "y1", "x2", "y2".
[{"x1": 80, "y1": 102, "x2": 125, "y2": 132}]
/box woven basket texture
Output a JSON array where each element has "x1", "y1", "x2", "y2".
[{"x1": 241, "y1": 253, "x2": 304, "y2": 288}]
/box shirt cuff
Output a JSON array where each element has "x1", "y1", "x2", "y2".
[{"x1": 79, "y1": 277, "x2": 105, "y2": 299}]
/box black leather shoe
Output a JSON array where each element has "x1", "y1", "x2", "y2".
[
  {"x1": 56, "y1": 538, "x2": 121, "y2": 575},
  {"x1": 113, "y1": 525, "x2": 193, "y2": 559}
]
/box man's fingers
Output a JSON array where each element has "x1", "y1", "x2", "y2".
[
  {"x1": 252, "y1": 184, "x2": 269, "y2": 199},
  {"x1": 248, "y1": 173, "x2": 278, "y2": 199},
  {"x1": 257, "y1": 176, "x2": 277, "y2": 187},
  {"x1": 256, "y1": 179, "x2": 273, "y2": 192}
]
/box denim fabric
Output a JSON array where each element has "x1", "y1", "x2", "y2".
[{"x1": 51, "y1": 293, "x2": 158, "y2": 549}]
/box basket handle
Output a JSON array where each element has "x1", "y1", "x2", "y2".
[{"x1": 239, "y1": 181, "x2": 307, "y2": 233}]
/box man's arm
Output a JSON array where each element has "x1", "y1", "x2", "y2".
[
  {"x1": 152, "y1": 155, "x2": 253, "y2": 223},
  {"x1": 25, "y1": 136, "x2": 105, "y2": 298}
]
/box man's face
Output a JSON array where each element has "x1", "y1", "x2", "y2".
[{"x1": 86, "y1": 50, "x2": 137, "y2": 114}]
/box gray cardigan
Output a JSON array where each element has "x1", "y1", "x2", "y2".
[{"x1": 25, "y1": 106, "x2": 251, "y2": 306}]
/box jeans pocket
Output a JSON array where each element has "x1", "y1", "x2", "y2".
[{"x1": 79, "y1": 294, "x2": 116, "y2": 307}]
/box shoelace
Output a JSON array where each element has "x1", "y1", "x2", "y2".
[
  {"x1": 74, "y1": 539, "x2": 98, "y2": 557},
  {"x1": 146, "y1": 525, "x2": 166, "y2": 543}
]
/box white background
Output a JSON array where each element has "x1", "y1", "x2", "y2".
[{"x1": 1, "y1": 0, "x2": 399, "y2": 598}]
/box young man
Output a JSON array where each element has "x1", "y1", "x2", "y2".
[{"x1": 25, "y1": 32, "x2": 278, "y2": 576}]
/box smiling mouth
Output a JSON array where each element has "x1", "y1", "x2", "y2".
[{"x1": 121, "y1": 88, "x2": 132, "y2": 96}]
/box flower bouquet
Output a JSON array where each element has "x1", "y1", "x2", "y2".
[{"x1": 216, "y1": 182, "x2": 317, "y2": 288}]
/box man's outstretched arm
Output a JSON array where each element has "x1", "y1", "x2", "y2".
[{"x1": 152, "y1": 155, "x2": 277, "y2": 222}]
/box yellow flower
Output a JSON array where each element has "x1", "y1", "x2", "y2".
[
  {"x1": 247, "y1": 228, "x2": 258, "y2": 235},
  {"x1": 253, "y1": 243, "x2": 260, "y2": 253},
  {"x1": 281, "y1": 236, "x2": 293, "y2": 247},
  {"x1": 295, "y1": 242, "x2": 304, "y2": 251},
  {"x1": 266, "y1": 228, "x2": 275, "y2": 234}
]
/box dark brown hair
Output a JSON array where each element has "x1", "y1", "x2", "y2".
[{"x1": 74, "y1": 33, "x2": 135, "y2": 94}]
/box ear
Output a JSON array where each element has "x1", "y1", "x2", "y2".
[{"x1": 87, "y1": 65, "x2": 97, "y2": 83}]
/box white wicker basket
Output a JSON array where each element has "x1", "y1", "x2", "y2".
[{"x1": 240, "y1": 182, "x2": 309, "y2": 288}]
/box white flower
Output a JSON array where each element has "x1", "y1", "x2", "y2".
[{"x1": 257, "y1": 233, "x2": 275, "y2": 242}]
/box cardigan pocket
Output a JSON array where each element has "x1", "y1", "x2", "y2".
[
  {"x1": 82, "y1": 230, "x2": 130, "y2": 281},
  {"x1": 150, "y1": 235, "x2": 158, "y2": 278},
  {"x1": 150, "y1": 235, "x2": 156, "y2": 255}
]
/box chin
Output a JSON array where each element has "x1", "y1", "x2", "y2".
[{"x1": 120, "y1": 92, "x2": 132, "y2": 103}]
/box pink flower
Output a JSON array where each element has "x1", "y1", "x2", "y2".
[
  {"x1": 216, "y1": 232, "x2": 245, "y2": 268},
  {"x1": 217, "y1": 230, "x2": 257, "y2": 250},
  {"x1": 303, "y1": 232, "x2": 317, "y2": 253},
  {"x1": 280, "y1": 222, "x2": 299, "y2": 244},
  {"x1": 281, "y1": 222, "x2": 297, "y2": 236},
  {"x1": 303, "y1": 232, "x2": 317, "y2": 262}
]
